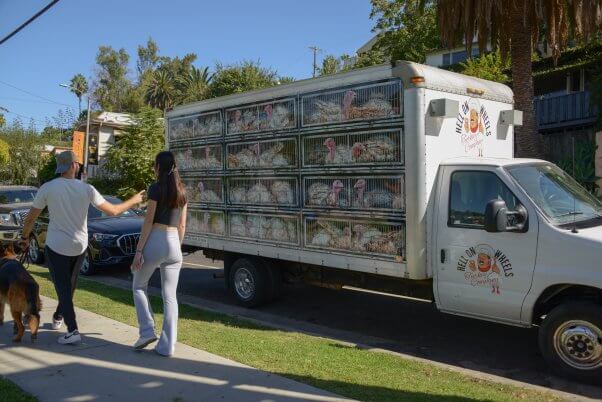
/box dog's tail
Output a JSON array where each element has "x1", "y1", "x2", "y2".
[{"x1": 26, "y1": 281, "x2": 41, "y2": 317}]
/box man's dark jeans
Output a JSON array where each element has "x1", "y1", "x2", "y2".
[{"x1": 45, "y1": 246, "x2": 85, "y2": 332}]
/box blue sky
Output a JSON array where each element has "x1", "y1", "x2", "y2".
[{"x1": 0, "y1": 0, "x2": 375, "y2": 128}]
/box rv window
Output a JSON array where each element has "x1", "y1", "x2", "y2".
[{"x1": 448, "y1": 171, "x2": 518, "y2": 229}]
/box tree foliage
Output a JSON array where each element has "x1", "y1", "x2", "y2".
[
  {"x1": 92, "y1": 46, "x2": 134, "y2": 112},
  {"x1": 459, "y1": 51, "x2": 510, "y2": 83},
  {"x1": 69, "y1": 73, "x2": 89, "y2": 114},
  {"x1": 0, "y1": 113, "x2": 5, "y2": 128},
  {"x1": 0, "y1": 120, "x2": 46, "y2": 185},
  {"x1": 103, "y1": 107, "x2": 165, "y2": 198},
  {"x1": 210, "y1": 60, "x2": 280, "y2": 98},
  {"x1": 318, "y1": 55, "x2": 343, "y2": 76},
  {"x1": 38, "y1": 155, "x2": 57, "y2": 185},
  {"x1": 0, "y1": 139, "x2": 10, "y2": 166}
]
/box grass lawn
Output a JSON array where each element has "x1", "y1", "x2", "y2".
[
  {"x1": 0, "y1": 377, "x2": 37, "y2": 402},
  {"x1": 28, "y1": 265, "x2": 559, "y2": 402}
]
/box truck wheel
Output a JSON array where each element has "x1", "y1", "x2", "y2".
[
  {"x1": 539, "y1": 301, "x2": 602, "y2": 384},
  {"x1": 229, "y1": 258, "x2": 269, "y2": 307},
  {"x1": 79, "y1": 251, "x2": 96, "y2": 276}
]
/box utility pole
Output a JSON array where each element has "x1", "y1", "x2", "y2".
[{"x1": 309, "y1": 46, "x2": 322, "y2": 78}]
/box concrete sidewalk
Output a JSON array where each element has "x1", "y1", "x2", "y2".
[{"x1": 0, "y1": 297, "x2": 352, "y2": 402}]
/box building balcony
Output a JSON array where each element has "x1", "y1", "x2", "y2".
[{"x1": 534, "y1": 91, "x2": 598, "y2": 131}]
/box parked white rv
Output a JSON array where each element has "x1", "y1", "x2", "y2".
[{"x1": 166, "y1": 61, "x2": 602, "y2": 382}]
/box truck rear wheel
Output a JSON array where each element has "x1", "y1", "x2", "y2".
[
  {"x1": 539, "y1": 301, "x2": 602, "y2": 384},
  {"x1": 229, "y1": 258, "x2": 270, "y2": 307}
]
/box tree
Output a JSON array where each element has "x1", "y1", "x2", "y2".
[
  {"x1": 145, "y1": 70, "x2": 177, "y2": 111},
  {"x1": 370, "y1": 0, "x2": 441, "y2": 63},
  {"x1": 0, "y1": 138, "x2": 10, "y2": 166},
  {"x1": 103, "y1": 107, "x2": 165, "y2": 198},
  {"x1": 137, "y1": 37, "x2": 162, "y2": 76},
  {"x1": 0, "y1": 113, "x2": 5, "y2": 128},
  {"x1": 318, "y1": 55, "x2": 343, "y2": 76},
  {"x1": 434, "y1": 0, "x2": 602, "y2": 158},
  {"x1": 0, "y1": 120, "x2": 45, "y2": 185},
  {"x1": 210, "y1": 60, "x2": 279, "y2": 98},
  {"x1": 178, "y1": 66, "x2": 212, "y2": 104},
  {"x1": 38, "y1": 155, "x2": 57, "y2": 185},
  {"x1": 92, "y1": 46, "x2": 134, "y2": 112},
  {"x1": 69, "y1": 74, "x2": 89, "y2": 115},
  {"x1": 459, "y1": 51, "x2": 510, "y2": 83}
]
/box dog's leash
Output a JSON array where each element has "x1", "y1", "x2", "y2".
[{"x1": 18, "y1": 244, "x2": 31, "y2": 268}]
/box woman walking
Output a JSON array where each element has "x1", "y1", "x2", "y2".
[{"x1": 131, "y1": 151, "x2": 187, "y2": 356}]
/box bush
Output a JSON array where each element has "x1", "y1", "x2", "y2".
[
  {"x1": 38, "y1": 156, "x2": 58, "y2": 185},
  {"x1": 87, "y1": 176, "x2": 126, "y2": 197}
]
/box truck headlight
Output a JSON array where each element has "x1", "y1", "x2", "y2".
[
  {"x1": 0, "y1": 213, "x2": 13, "y2": 224},
  {"x1": 92, "y1": 233, "x2": 118, "y2": 243}
]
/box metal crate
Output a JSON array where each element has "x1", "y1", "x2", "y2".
[
  {"x1": 304, "y1": 175, "x2": 404, "y2": 212},
  {"x1": 226, "y1": 138, "x2": 297, "y2": 170},
  {"x1": 228, "y1": 212, "x2": 299, "y2": 245},
  {"x1": 194, "y1": 111, "x2": 222, "y2": 138},
  {"x1": 301, "y1": 80, "x2": 401, "y2": 127},
  {"x1": 187, "y1": 210, "x2": 226, "y2": 237},
  {"x1": 174, "y1": 144, "x2": 223, "y2": 172},
  {"x1": 226, "y1": 98, "x2": 296, "y2": 135},
  {"x1": 303, "y1": 130, "x2": 402, "y2": 168},
  {"x1": 168, "y1": 116, "x2": 195, "y2": 142},
  {"x1": 227, "y1": 177, "x2": 298, "y2": 207},
  {"x1": 183, "y1": 177, "x2": 224, "y2": 204},
  {"x1": 304, "y1": 216, "x2": 404, "y2": 258}
]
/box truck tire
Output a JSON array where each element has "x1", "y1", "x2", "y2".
[
  {"x1": 538, "y1": 301, "x2": 602, "y2": 384},
  {"x1": 228, "y1": 258, "x2": 270, "y2": 307}
]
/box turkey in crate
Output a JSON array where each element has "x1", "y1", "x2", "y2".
[
  {"x1": 227, "y1": 138, "x2": 297, "y2": 170},
  {"x1": 227, "y1": 98, "x2": 295, "y2": 135},
  {"x1": 304, "y1": 178, "x2": 350, "y2": 208},
  {"x1": 301, "y1": 80, "x2": 401, "y2": 127},
  {"x1": 227, "y1": 178, "x2": 297, "y2": 206},
  {"x1": 193, "y1": 111, "x2": 222, "y2": 137},
  {"x1": 187, "y1": 210, "x2": 225, "y2": 236},
  {"x1": 169, "y1": 116, "x2": 195, "y2": 141},
  {"x1": 229, "y1": 213, "x2": 299, "y2": 244},
  {"x1": 305, "y1": 216, "x2": 404, "y2": 258},
  {"x1": 303, "y1": 130, "x2": 402, "y2": 167},
  {"x1": 351, "y1": 176, "x2": 404, "y2": 211},
  {"x1": 184, "y1": 178, "x2": 223, "y2": 204},
  {"x1": 174, "y1": 145, "x2": 223, "y2": 171}
]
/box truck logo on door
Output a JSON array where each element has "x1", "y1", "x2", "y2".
[
  {"x1": 456, "y1": 244, "x2": 513, "y2": 295},
  {"x1": 455, "y1": 98, "x2": 492, "y2": 157}
]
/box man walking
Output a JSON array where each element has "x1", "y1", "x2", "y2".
[{"x1": 21, "y1": 151, "x2": 144, "y2": 344}]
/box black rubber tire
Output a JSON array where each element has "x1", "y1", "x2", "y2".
[
  {"x1": 28, "y1": 236, "x2": 44, "y2": 264},
  {"x1": 538, "y1": 301, "x2": 602, "y2": 385},
  {"x1": 228, "y1": 258, "x2": 269, "y2": 308},
  {"x1": 79, "y1": 251, "x2": 96, "y2": 276}
]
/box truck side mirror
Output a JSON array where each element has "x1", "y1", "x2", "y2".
[{"x1": 484, "y1": 200, "x2": 508, "y2": 233}]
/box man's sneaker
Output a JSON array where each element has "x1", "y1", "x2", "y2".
[
  {"x1": 58, "y1": 330, "x2": 81, "y2": 345},
  {"x1": 52, "y1": 316, "x2": 63, "y2": 330},
  {"x1": 133, "y1": 335, "x2": 158, "y2": 350}
]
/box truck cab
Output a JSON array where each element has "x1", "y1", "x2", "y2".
[{"x1": 434, "y1": 157, "x2": 602, "y2": 380}]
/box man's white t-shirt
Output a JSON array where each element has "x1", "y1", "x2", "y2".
[{"x1": 33, "y1": 178, "x2": 105, "y2": 256}]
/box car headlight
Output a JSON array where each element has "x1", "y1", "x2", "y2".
[
  {"x1": 92, "y1": 233, "x2": 119, "y2": 243},
  {"x1": 0, "y1": 213, "x2": 13, "y2": 224}
]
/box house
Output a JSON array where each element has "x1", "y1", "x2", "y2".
[{"x1": 74, "y1": 112, "x2": 134, "y2": 178}]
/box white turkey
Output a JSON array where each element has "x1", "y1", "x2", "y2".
[
  {"x1": 357, "y1": 92, "x2": 393, "y2": 119},
  {"x1": 351, "y1": 136, "x2": 397, "y2": 163},
  {"x1": 323, "y1": 138, "x2": 351, "y2": 165},
  {"x1": 352, "y1": 224, "x2": 382, "y2": 251},
  {"x1": 267, "y1": 218, "x2": 289, "y2": 242},
  {"x1": 265, "y1": 104, "x2": 291, "y2": 129},
  {"x1": 183, "y1": 182, "x2": 199, "y2": 202},
  {"x1": 365, "y1": 230, "x2": 403, "y2": 255},
  {"x1": 286, "y1": 220, "x2": 297, "y2": 243},
  {"x1": 246, "y1": 183, "x2": 274, "y2": 204},
  {"x1": 341, "y1": 90, "x2": 357, "y2": 121},
  {"x1": 228, "y1": 143, "x2": 259, "y2": 168},
  {"x1": 353, "y1": 179, "x2": 395, "y2": 209},
  {"x1": 175, "y1": 149, "x2": 193, "y2": 170},
  {"x1": 198, "y1": 181, "x2": 221, "y2": 203},
  {"x1": 307, "y1": 180, "x2": 345, "y2": 207},
  {"x1": 199, "y1": 212, "x2": 210, "y2": 233},
  {"x1": 229, "y1": 109, "x2": 243, "y2": 133},
  {"x1": 210, "y1": 215, "x2": 225, "y2": 236},
  {"x1": 245, "y1": 215, "x2": 267, "y2": 239},
  {"x1": 311, "y1": 220, "x2": 343, "y2": 247},
  {"x1": 207, "y1": 115, "x2": 222, "y2": 135},
  {"x1": 330, "y1": 226, "x2": 352, "y2": 250},
  {"x1": 271, "y1": 180, "x2": 294, "y2": 205},
  {"x1": 259, "y1": 142, "x2": 285, "y2": 167},
  {"x1": 199, "y1": 146, "x2": 221, "y2": 169},
  {"x1": 242, "y1": 110, "x2": 257, "y2": 132},
  {"x1": 309, "y1": 99, "x2": 341, "y2": 123},
  {"x1": 229, "y1": 214, "x2": 247, "y2": 237},
  {"x1": 229, "y1": 186, "x2": 247, "y2": 204}
]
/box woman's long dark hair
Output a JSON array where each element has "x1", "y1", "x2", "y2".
[{"x1": 155, "y1": 151, "x2": 187, "y2": 208}]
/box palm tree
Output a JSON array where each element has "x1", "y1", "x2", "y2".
[
  {"x1": 145, "y1": 70, "x2": 176, "y2": 111},
  {"x1": 69, "y1": 74, "x2": 89, "y2": 115},
  {"x1": 434, "y1": 0, "x2": 602, "y2": 158},
  {"x1": 178, "y1": 66, "x2": 212, "y2": 104}
]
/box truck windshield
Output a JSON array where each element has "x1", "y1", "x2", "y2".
[{"x1": 506, "y1": 163, "x2": 602, "y2": 225}]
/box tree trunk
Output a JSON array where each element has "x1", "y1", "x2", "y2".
[{"x1": 509, "y1": 5, "x2": 544, "y2": 159}]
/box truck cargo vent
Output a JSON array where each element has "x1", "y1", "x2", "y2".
[
  {"x1": 226, "y1": 137, "x2": 297, "y2": 170},
  {"x1": 187, "y1": 210, "x2": 226, "y2": 237},
  {"x1": 227, "y1": 177, "x2": 298, "y2": 207},
  {"x1": 226, "y1": 98, "x2": 296, "y2": 135},
  {"x1": 229, "y1": 212, "x2": 299, "y2": 245},
  {"x1": 174, "y1": 144, "x2": 223, "y2": 171},
  {"x1": 184, "y1": 177, "x2": 224, "y2": 205},
  {"x1": 301, "y1": 80, "x2": 401, "y2": 127}
]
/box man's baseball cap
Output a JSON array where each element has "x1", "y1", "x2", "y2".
[{"x1": 55, "y1": 150, "x2": 79, "y2": 174}]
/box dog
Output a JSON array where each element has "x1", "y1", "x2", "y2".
[{"x1": 0, "y1": 241, "x2": 42, "y2": 342}]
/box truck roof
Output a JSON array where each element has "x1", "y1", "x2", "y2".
[
  {"x1": 167, "y1": 61, "x2": 514, "y2": 118},
  {"x1": 440, "y1": 157, "x2": 546, "y2": 167}
]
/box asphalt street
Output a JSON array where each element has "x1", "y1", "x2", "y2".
[{"x1": 92, "y1": 252, "x2": 602, "y2": 400}]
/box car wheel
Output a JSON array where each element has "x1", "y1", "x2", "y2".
[
  {"x1": 539, "y1": 301, "x2": 602, "y2": 385},
  {"x1": 79, "y1": 251, "x2": 96, "y2": 276},
  {"x1": 28, "y1": 236, "x2": 44, "y2": 264}
]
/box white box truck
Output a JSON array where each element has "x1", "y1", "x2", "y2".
[{"x1": 166, "y1": 61, "x2": 602, "y2": 382}]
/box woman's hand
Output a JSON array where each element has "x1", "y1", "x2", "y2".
[{"x1": 131, "y1": 251, "x2": 144, "y2": 271}]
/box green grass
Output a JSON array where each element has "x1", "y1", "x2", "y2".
[
  {"x1": 28, "y1": 265, "x2": 559, "y2": 402},
  {"x1": 0, "y1": 377, "x2": 37, "y2": 402}
]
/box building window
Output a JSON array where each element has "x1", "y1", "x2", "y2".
[
  {"x1": 451, "y1": 50, "x2": 468, "y2": 64},
  {"x1": 442, "y1": 53, "x2": 451, "y2": 66}
]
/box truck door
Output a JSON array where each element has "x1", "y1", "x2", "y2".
[{"x1": 435, "y1": 166, "x2": 538, "y2": 323}]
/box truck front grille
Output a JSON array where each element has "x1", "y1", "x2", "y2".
[
  {"x1": 11, "y1": 209, "x2": 29, "y2": 226},
  {"x1": 117, "y1": 233, "x2": 140, "y2": 255}
]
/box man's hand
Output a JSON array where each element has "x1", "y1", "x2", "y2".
[
  {"x1": 131, "y1": 190, "x2": 145, "y2": 205},
  {"x1": 18, "y1": 236, "x2": 29, "y2": 250}
]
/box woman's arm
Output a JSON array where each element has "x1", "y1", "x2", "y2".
[
  {"x1": 178, "y1": 203, "x2": 187, "y2": 244},
  {"x1": 131, "y1": 200, "x2": 156, "y2": 271}
]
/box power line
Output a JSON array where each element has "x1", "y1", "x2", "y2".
[
  {"x1": 0, "y1": 0, "x2": 61, "y2": 46},
  {"x1": 0, "y1": 80, "x2": 71, "y2": 107},
  {"x1": 0, "y1": 96, "x2": 64, "y2": 105}
]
